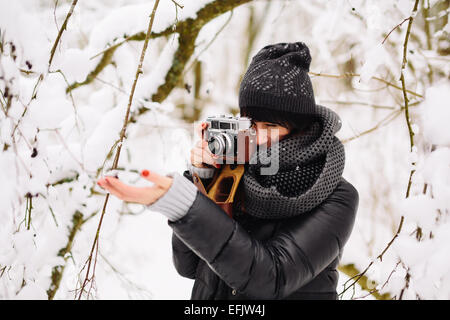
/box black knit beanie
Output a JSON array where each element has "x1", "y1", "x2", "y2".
[{"x1": 239, "y1": 42, "x2": 317, "y2": 115}]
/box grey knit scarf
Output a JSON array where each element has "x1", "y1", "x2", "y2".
[{"x1": 241, "y1": 105, "x2": 345, "y2": 219}]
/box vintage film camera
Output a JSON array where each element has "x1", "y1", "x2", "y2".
[
  {"x1": 193, "y1": 114, "x2": 258, "y2": 217},
  {"x1": 204, "y1": 115, "x2": 257, "y2": 164}
]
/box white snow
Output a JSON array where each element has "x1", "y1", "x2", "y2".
[
  {"x1": 418, "y1": 81, "x2": 450, "y2": 146},
  {"x1": 0, "y1": 0, "x2": 449, "y2": 301}
]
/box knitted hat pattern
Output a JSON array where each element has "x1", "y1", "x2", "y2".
[{"x1": 239, "y1": 42, "x2": 317, "y2": 115}]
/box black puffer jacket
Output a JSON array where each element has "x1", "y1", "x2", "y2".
[{"x1": 168, "y1": 170, "x2": 359, "y2": 300}]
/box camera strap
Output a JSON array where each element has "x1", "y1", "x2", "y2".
[
  {"x1": 191, "y1": 173, "x2": 208, "y2": 196},
  {"x1": 192, "y1": 164, "x2": 245, "y2": 219}
]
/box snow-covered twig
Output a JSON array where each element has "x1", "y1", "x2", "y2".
[
  {"x1": 340, "y1": 2, "x2": 427, "y2": 291},
  {"x1": 69, "y1": 0, "x2": 253, "y2": 111},
  {"x1": 47, "y1": 211, "x2": 85, "y2": 300},
  {"x1": 170, "y1": 0, "x2": 184, "y2": 9},
  {"x1": 382, "y1": 16, "x2": 412, "y2": 45},
  {"x1": 421, "y1": 0, "x2": 434, "y2": 83},
  {"x1": 99, "y1": 252, "x2": 152, "y2": 299},
  {"x1": 338, "y1": 263, "x2": 392, "y2": 300},
  {"x1": 48, "y1": 0, "x2": 79, "y2": 68},
  {"x1": 309, "y1": 71, "x2": 423, "y2": 99},
  {"x1": 320, "y1": 99, "x2": 399, "y2": 110},
  {"x1": 87, "y1": 28, "x2": 173, "y2": 61},
  {"x1": 50, "y1": 70, "x2": 84, "y2": 136},
  {"x1": 41, "y1": 1, "x2": 252, "y2": 300},
  {"x1": 76, "y1": 0, "x2": 161, "y2": 300},
  {"x1": 171, "y1": 0, "x2": 184, "y2": 28},
  {"x1": 342, "y1": 108, "x2": 403, "y2": 144},
  {"x1": 399, "y1": 0, "x2": 420, "y2": 197},
  {"x1": 339, "y1": 216, "x2": 404, "y2": 298},
  {"x1": 341, "y1": 100, "x2": 420, "y2": 143},
  {"x1": 181, "y1": 10, "x2": 234, "y2": 78}
]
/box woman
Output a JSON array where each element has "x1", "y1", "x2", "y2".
[{"x1": 97, "y1": 42, "x2": 359, "y2": 300}]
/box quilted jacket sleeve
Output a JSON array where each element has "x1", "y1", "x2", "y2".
[
  {"x1": 170, "y1": 170, "x2": 214, "y2": 279},
  {"x1": 171, "y1": 232, "x2": 199, "y2": 279},
  {"x1": 168, "y1": 178, "x2": 359, "y2": 299}
]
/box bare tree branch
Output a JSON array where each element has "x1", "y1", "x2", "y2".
[
  {"x1": 400, "y1": 0, "x2": 420, "y2": 199},
  {"x1": 75, "y1": 0, "x2": 162, "y2": 300},
  {"x1": 340, "y1": 2, "x2": 421, "y2": 298},
  {"x1": 47, "y1": 211, "x2": 85, "y2": 300},
  {"x1": 67, "y1": 0, "x2": 253, "y2": 111},
  {"x1": 46, "y1": 1, "x2": 252, "y2": 300},
  {"x1": 339, "y1": 216, "x2": 404, "y2": 298},
  {"x1": 49, "y1": 0, "x2": 78, "y2": 68},
  {"x1": 338, "y1": 263, "x2": 392, "y2": 300},
  {"x1": 309, "y1": 71, "x2": 424, "y2": 99},
  {"x1": 342, "y1": 109, "x2": 403, "y2": 144},
  {"x1": 382, "y1": 17, "x2": 411, "y2": 45}
]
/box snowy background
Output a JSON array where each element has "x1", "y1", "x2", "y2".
[{"x1": 0, "y1": 0, "x2": 449, "y2": 300}]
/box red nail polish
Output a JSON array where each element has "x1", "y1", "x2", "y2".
[
  {"x1": 97, "y1": 181, "x2": 101, "y2": 186},
  {"x1": 141, "y1": 170, "x2": 150, "y2": 177}
]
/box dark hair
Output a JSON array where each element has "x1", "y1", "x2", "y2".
[{"x1": 240, "y1": 106, "x2": 318, "y2": 134}]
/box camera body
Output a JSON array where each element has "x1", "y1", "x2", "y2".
[{"x1": 204, "y1": 115, "x2": 257, "y2": 164}]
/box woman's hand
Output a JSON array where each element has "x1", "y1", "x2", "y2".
[
  {"x1": 191, "y1": 122, "x2": 221, "y2": 169},
  {"x1": 96, "y1": 170, "x2": 173, "y2": 206}
]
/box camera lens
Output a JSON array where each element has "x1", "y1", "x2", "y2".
[
  {"x1": 208, "y1": 133, "x2": 233, "y2": 156},
  {"x1": 208, "y1": 137, "x2": 224, "y2": 155},
  {"x1": 212, "y1": 140, "x2": 221, "y2": 151}
]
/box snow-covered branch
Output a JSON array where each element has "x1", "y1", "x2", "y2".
[{"x1": 1, "y1": 0, "x2": 449, "y2": 300}]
